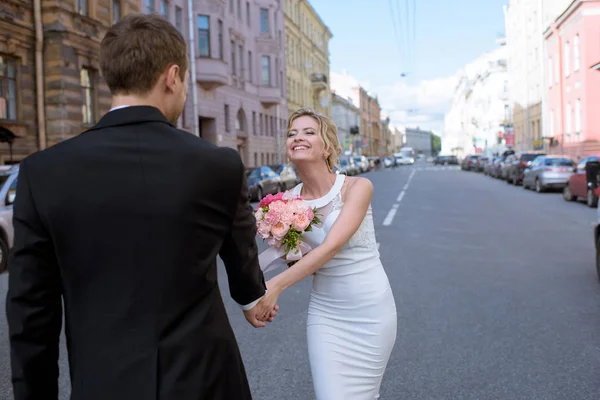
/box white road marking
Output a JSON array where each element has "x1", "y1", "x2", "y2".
[
  {"x1": 382, "y1": 204, "x2": 399, "y2": 226},
  {"x1": 402, "y1": 184, "x2": 409, "y2": 191},
  {"x1": 397, "y1": 191, "x2": 405, "y2": 202}
]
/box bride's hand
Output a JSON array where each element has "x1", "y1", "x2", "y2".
[{"x1": 256, "y1": 281, "x2": 283, "y2": 321}]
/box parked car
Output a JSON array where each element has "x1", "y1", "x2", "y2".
[
  {"x1": 506, "y1": 152, "x2": 546, "y2": 185},
  {"x1": 353, "y1": 156, "x2": 369, "y2": 173},
  {"x1": 522, "y1": 156, "x2": 575, "y2": 192},
  {"x1": 461, "y1": 155, "x2": 481, "y2": 171},
  {"x1": 246, "y1": 166, "x2": 283, "y2": 201},
  {"x1": 0, "y1": 164, "x2": 19, "y2": 273},
  {"x1": 433, "y1": 155, "x2": 459, "y2": 165},
  {"x1": 269, "y1": 163, "x2": 300, "y2": 190},
  {"x1": 563, "y1": 156, "x2": 600, "y2": 207}
]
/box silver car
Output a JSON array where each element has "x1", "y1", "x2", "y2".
[{"x1": 523, "y1": 156, "x2": 575, "y2": 193}]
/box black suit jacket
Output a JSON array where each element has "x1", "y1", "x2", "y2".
[{"x1": 6, "y1": 106, "x2": 266, "y2": 400}]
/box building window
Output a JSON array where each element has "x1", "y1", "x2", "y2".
[
  {"x1": 259, "y1": 113, "x2": 263, "y2": 135},
  {"x1": 575, "y1": 99, "x2": 581, "y2": 134},
  {"x1": 565, "y1": 102, "x2": 572, "y2": 135},
  {"x1": 112, "y1": 0, "x2": 121, "y2": 23},
  {"x1": 146, "y1": 0, "x2": 153, "y2": 13},
  {"x1": 275, "y1": 58, "x2": 279, "y2": 86},
  {"x1": 0, "y1": 56, "x2": 17, "y2": 120},
  {"x1": 573, "y1": 34, "x2": 580, "y2": 71},
  {"x1": 564, "y1": 41, "x2": 570, "y2": 77},
  {"x1": 229, "y1": 0, "x2": 234, "y2": 13},
  {"x1": 160, "y1": 0, "x2": 169, "y2": 18},
  {"x1": 77, "y1": 0, "x2": 88, "y2": 15},
  {"x1": 548, "y1": 57, "x2": 552, "y2": 87},
  {"x1": 239, "y1": 45, "x2": 244, "y2": 77},
  {"x1": 197, "y1": 15, "x2": 210, "y2": 57},
  {"x1": 231, "y1": 41, "x2": 236, "y2": 75},
  {"x1": 224, "y1": 104, "x2": 230, "y2": 132},
  {"x1": 252, "y1": 111, "x2": 256, "y2": 135},
  {"x1": 175, "y1": 6, "x2": 182, "y2": 31},
  {"x1": 80, "y1": 68, "x2": 95, "y2": 124},
  {"x1": 260, "y1": 8, "x2": 269, "y2": 33},
  {"x1": 218, "y1": 20, "x2": 224, "y2": 59},
  {"x1": 248, "y1": 51, "x2": 253, "y2": 82},
  {"x1": 246, "y1": 1, "x2": 251, "y2": 26},
  {"x1": 237, "y1": 0, "x2": 242, "y2": 19},
  {"x1": 261, "y1": 55, "x2": 271, "y2": 85}
]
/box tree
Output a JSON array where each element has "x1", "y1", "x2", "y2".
[{"x1": 431, "y1": 133, "x2": 442, "y2": 156}]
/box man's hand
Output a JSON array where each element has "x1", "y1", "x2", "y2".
[{"x1": 244, "y1": 303, "x2": 279, "y2": 328}]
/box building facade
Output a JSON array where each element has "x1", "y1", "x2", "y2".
[
  {"x1": 189, "y1": 0, "x2": 287, "y2": 167},
  {"x1": 283, "y1": 0, "x2": 332, "y2": 117},
  {"x1": 331, "y1": 92, "x2": 359, "y2": 155},
  {"x1": 404, "y1": 127, "x2": 433, "y2": 157},
  {"x1": 0, "y1": 0, "x2": 144, "y2": 164},
  {"x1": 544, "y1": 0, "x2": 600, "y2": 158},
  {"x1": 0, "y1": 0, "x2": 285, "y2": 167},
  {"x1": 443, "y1": 44, "x2": 510, "y2": 157},
  {"x1": 504, "y1": 0, "x2": 545, "y2": 152}
]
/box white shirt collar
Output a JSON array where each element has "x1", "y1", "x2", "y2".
[{"x1": 109, "y1": 105, "x2": 131, "y2": 112}]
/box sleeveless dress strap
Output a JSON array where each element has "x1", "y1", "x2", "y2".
[{"x1": 294, "y1": 174, "x2": 346, "y2": 209}]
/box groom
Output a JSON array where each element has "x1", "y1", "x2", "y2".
[{"x1": 6, "y1": 13, "x2": 276, "y2": 400}]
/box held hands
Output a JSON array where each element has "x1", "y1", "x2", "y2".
[
  {"x1": 243, "y1": 304, "x2": 278, "y2": 328},
  {"x1": 243, "y1": 280, "x2": 283, "y2": 327}
]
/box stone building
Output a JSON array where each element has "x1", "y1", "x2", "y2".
[{"x1": 283, "y1": 0, "x2": 332, "y2": 117}]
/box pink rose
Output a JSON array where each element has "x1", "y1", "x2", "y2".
[
  {"x1": 257, "y1": 221, "x2": 271, "y2": 238},
  {"x1": 293, "y1": 214, "x2": 310, "y2": 232},
  {"x1": 259, "y1": 192, "x2": 284, "y2": 208},
  {"x1": 279, "y1": 208, "x2": 295, "y2": 225},
  {"x1": 270, "y1": 221, "x2": 290, "y2": 240},
  {"x1": 305, "y1": 207, "x2": 314, "y2": 221},
  {"x1": 264, "y1": 209, "x2": 281, "y2": 225},
  {"x1": 268, "y1": 200, "x2": 286, "y2": 213},
  {"x1": 254, "y1": 208, "x2": 264, "y2": 221}
]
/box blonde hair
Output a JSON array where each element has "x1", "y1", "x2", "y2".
[{"x1": 287, "y1": 108, "x2": 342, "y2": 172}]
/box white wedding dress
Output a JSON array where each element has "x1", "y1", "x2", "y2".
[{"x1": 291, "y1": 174, "x2": 397, "y2": 400}]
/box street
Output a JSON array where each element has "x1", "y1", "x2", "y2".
[{"x1": 2, "y1": 163, "x2": 600, "y2": 399}]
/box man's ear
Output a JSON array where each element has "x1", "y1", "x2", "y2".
[{"x1": 165, "y1": 64, "x2": 180, "y2": 93}]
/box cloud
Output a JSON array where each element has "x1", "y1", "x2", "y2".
[
  {"x1": 330, "y1": 69, "x2": 459, "y2": 134},
  {"x1": 374, "y1": 74, "x2": 459, "y2": 133}
]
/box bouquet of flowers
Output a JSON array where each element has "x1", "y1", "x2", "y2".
[{"x1": 255, "y1": 191, "x2": 321, "y2": 273}]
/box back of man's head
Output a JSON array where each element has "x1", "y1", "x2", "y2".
[{"x1": 99, "y1": 13, "x2": 188, "y2": 96}]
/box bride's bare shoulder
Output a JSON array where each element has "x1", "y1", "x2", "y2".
[{"x1": 342, "y1": 176, "x2": 374, "y2": 201}]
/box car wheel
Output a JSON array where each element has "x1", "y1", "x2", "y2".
[
  {"x1": 0, "y1": 237, "x2": 8, "y2": 274},
  {"x1": 535, "y1": 179, "x2": 543, "y2": 193},
  {"x1": 256, "y1": 187, "x2": 263, "y2": 201},
  {"x1": 596, "y1": 235, "x2": 600, "y2": 281},
  {"x1": 563, "y1": 185, "x2": 575, "y2": 201},
  {"x1": 587, "y1": 189, "x2": 598, "y2": 208}
]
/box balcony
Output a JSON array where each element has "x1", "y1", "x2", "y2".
[
  {"x1": 258, "y1": 85, "x2": 281, "y2": 107},
  {"x1": 195, "y1": 58, "x2": 229, "y2": 90},
  {"x1": 311, "y1": 73, "x2": 328, "y2": 94}
]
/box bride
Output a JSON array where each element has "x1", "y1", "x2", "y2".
[{"x1": 256, "y1": 108, "x2": 397, "y2": 399}]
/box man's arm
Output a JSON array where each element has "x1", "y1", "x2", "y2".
[
  {"x1": 6, "y1": 159, "x2": 63, "y2": 400},
  {"x1": 218, "y1": 153, "x2": 267, "y2": 315}
]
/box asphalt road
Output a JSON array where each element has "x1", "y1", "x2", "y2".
[{"x1": 2, "y1": 162, "x2": 600, "y2": 399}]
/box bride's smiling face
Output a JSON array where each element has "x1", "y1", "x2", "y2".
[{"x1": 287, "y1": 116, "x2": 329, "y2": 166}]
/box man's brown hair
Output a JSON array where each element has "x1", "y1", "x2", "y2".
[{"x1": 100, "y1": 13, "x2": 188, "y2": 95}]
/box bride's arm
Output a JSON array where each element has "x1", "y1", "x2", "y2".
[{"x1": 265, "y1": 177, "x2": 373, "y2": 295}]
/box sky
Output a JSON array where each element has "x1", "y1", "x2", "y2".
[{"x1": 310, "y1": 0, "x2": 509, "y2": 133}]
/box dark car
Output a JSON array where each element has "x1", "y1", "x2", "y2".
[
  {"x1": 506, "y1": 152, "x2": 546, "y2": 185},
  {"x1": 269, "y1": 163, "x2": 300, "y2": 190},
  {"x1": 246, "y1": 166, "x2": 284, "y2": 201}
]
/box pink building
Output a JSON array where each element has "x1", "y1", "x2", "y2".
[
  {"x1": 162, "y1": 0, "x2": 287, "y2": 168},
  {"x1": 545, "y1": 0, "x2": 600, "y2": 158}
]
